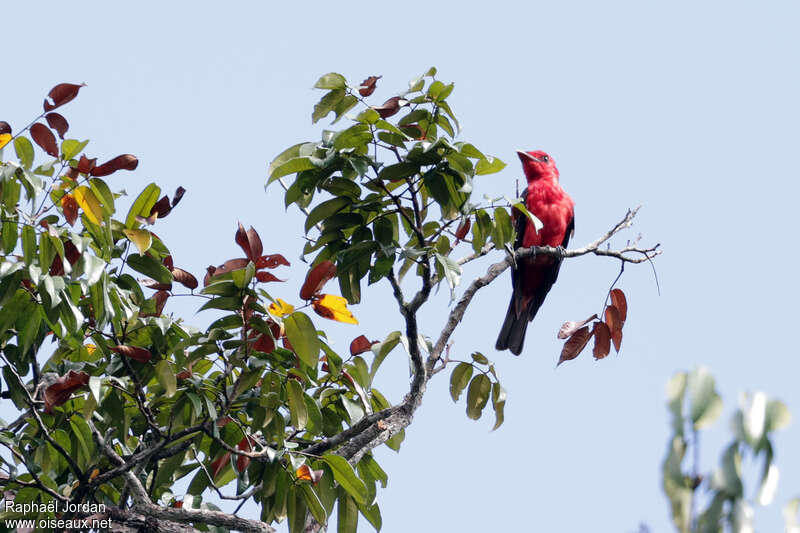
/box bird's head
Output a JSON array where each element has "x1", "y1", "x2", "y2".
[{"x1": 517, "y1": 150, "x2": 559, "y2": 182}]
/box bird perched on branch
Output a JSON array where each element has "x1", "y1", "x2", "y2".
[{"x1": 495, "y1": 150, "x2": 575, "y2": 355}]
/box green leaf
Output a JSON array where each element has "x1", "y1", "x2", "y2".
[
  {"x1": 14, "y1": 137, "x2": 34, "y2": 169},
  {"x1": 286, "y1": 379, "x2": 308, "y2": 430},
  {"x1": 284, "y1": 312, "x2": 321, "y2": 367},
  {"x1": 313, "y1": 89, "x2": 346, "y2": 124},
  {"x1": 22, "y1": 224, "x2": 36, "y2": 267},
  {"x1": 155, "y1": 360, "x2": 177, "y2": 398},
  {"x1": 378, "y1": 162, "x2": 419, "y2": 181},
  {"x1": 268, "y1": 157, "x2": 316, "y2": 184},
  {"x1": 126, "y1": 253, "x2": 173, "y2": 284},
  {"x1": 435, "y1": 253, "x2": 462, "y2": 302},
  {"x1": 305, "y1": 197, "x2": 351, "y2": 233},
  {"x1": 61, "y1": 139, "x2": 89, "y2": 160},
  {"x1": 125, "y1": 183, "x2": 161, "y2": 228},
  {"x1": 301, "y1": 483, "x2": 327, "y2": 525},
  {"x1": 491, "y1": 382, "x2": 506, "y2": 431},
  {"x1": 369, "y1": 331, "x2": 401, "y2": 379},
  {"x1": 765, "y1": 399, "x2": 792, "y2": 432},
  {"x1": 2, "y1": 221, "x2": 17, "y2": 254},
  {"x1": 688, "y1": 366, "x2": 721, "y2": 429},
  {"x1": 466, "y1": 374, "x2": 491, "y2": 420},
  {"x1": 510, "y1": 198, "x2": 544, "y2": 234},
  {"x1": 314, "y1": 72, "x2": 347, "y2": 90},
  {"x1": 665, "y1": 371, "x2": 688, "y2": 437},
  {"x1": 471, "y1": 352, "x2": 488, "y2": 365},
  {"x1": 337, "y1": 489, "x2": 358, "y2": 533},
  {"x1": 492, "y1": 207, "x2": 513, "y2": 248},
  {"x1": 333, "y1": 95, "x2": 359, "y2": 122},
  {"x1": 475, "y1": 156, "x2": 506, "y2": 175},
  {"x1": 449, "y1": 362, "x2": 473, "y2": 402},
  {"x1": 322, "y1": 455, "x2": 368, "y2": 505},
  {"x1": 385, "y1": 428, "x2": 404, "y2": 452}
]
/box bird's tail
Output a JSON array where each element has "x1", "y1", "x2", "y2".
[{"x1": 495, "y1": 298, "x2": 529, "y2": 356}]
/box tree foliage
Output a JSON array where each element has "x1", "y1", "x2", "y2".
[{"x1": 0, "y1": 69, "x2": 659, "y2": 532}]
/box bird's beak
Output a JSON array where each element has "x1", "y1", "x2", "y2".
[{"x1": 516, "y1": 150, "x2": 541, "y2": 163}]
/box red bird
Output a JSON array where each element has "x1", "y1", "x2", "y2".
[{"x1": 495, "y1": 150, "x2": 575, "y2": 355}]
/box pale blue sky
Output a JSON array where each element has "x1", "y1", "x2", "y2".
[{"x1": 3, "y1": 1, "x2": 799, "y2": 531}]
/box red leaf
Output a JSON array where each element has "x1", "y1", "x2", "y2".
[
  {"x1": 210, "y1": 452, "x2": 231, "y2": 479},
  {"x1": 253, "y1": 332, "x2": 276, "y2": 354},
  {"x1": 558, "y1": 326, "x2": 593, "y2": 366},
  {"x1": 610, "y1": 288, "x2": 628, "y2": 325},
  {"x1": 592, "y1": 322, "x2": 611, "y2": 360},
  {"x1": 176, "y1": 369, "x2": 192, "y2": 380},
  {"x1": 61, "y1": 195, "x2": 79, "y2": 226},
  {"x1": 30, "y1": 123, "x2": 58, "y2": 157},
  {"x1": 90, "y1": 154, "x2": 139, "y2": 177},
  {"x1": 153, "y1": 290, "x2": 169, "y2": 315},
  {"x1": 256, "y1": 254, "x2": 290, "y2": 269},
  {"x1": 77, "y1": 155, "x2": 96, "y2": 174},
  {"x1": 111, "y1": 345, "x2": 152, "y2": 363},
  {"x1": 358, "y1": 75, "x2": 382, "y2": 97},
  {"x1": 605, "y1": 305, "x2": 623, "y2": 352},
  {"x1": 172, "y1": 186, "x2": 186, "y2": 207},
  {"x1": 236, "y1": 436, "x2": 252, "y2": 473},
  {"x1": 149, "y1": 195, "x2": 172, "y2": 219},
  {"x1": 49, "y1": 255, "x2": 64, "y2": 276},
  {"x1": 64, "y1": 240, "x2": 80, "y2": 265},
  {"x1": 43, "y1": 370, "x2": 89, "y2": 413},
  {"x1": 142, "y1": 279, "x2": 172, "y2": 291},
  {"x1": 172, "y1": 268, "x2": 198, "y2": 289},
  {"x1": 234, "y1": 223, "x2": 263, "y2": 262},
  {"x1": 45, "y1": 113, "x2": 69, "y2": 139},
  {"x1": 557, "y1": 314, "x2": 598, "y2": 340},
  {"x1": 255, "y1": 271, "x2": 282, "y2": 283},
  {"x1": 455, "y1": 218, "x2": 471, "y2": 242},
  {"x1": 349, "y1": 335, "x2": 375, "y2": 356},
  {"x1": 299, "y1": 260, "x2": 337, "y2": 300},
  {"x1": 43, "y1": 83, "x2": 85, "y2": 112},
  {"x1": 372, "y1": 96, "x2": 407, "y2": 118}
]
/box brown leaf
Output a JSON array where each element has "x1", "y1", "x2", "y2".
[
  {"x1": 373, "y1": 96, "x2": 407, "y2": 118},
  {"x1": 350, "y1": 335, "x2": 375, "y2": 356},
  {"x1": 400, "y1": 124, "x2": 424, "y2": 140},
  {"x1": 30, "y1": 123, "x2": 58, "y2": 157},
  {"x1": 61, "y1": 194, "x2": 79, "y2": 226},
  {"x1": 557, "y1": 314, "x2": 598, "y2": 339},
  {"x1": 256, "y1": 254, "x2": 290, "y2": 269},
  {"x1": 49, "y1": 255, "x2": 64, "y2": 276},
  {"x1": 299, "y1": 260, "x2": 337, "y2": 300},
  {"x1": 153, "y1": 290, "x2": 169, "y2": 315},
  {"x1": 43, "y1": 83, "x2": 85, "y2": 112},
  {"x1": 212, "y1": 258, "x2": 250, "y2": 277},
  {"x1": 605, "y1": 305, "x2": 623, "y2": 352},
  {"x1": 149, "y1": 196, "x2": 172, "y2": 219},
  {"x1": 172, "y1": 186, "x2": 186, "y2": 207},
  {"x1": 252, "y1": 332, "x2": 276, "y2": 354},
  {"x1": 77, "y1": 155, "x2": 96, "y2": 174},
  {"x1": 255, "y1": 271, "x2": 282, "y2": 283},
  {"x1": 610, "y1": 288, "x2": 627, "y2": 325},
  {"x1": 111, "y1": 345, "x2": 152, "y2": 363},
  {"x1": 142, "y1": 278, "x2": 173, "y2": 291},
  {"x1": 43, "y1": 370, "x2": 89, "y2": 413},
  {"x1": 358, "y1": 75, "x2": 382, "y2": 97},
  {"x1": 45, "y1": 112, "x2": 69, "y2": 139},
  {"x1": 454, "y1": 218, "x2": 471, "y2": 242},
  {"x1": 558, "y1": 326, "x2": 593, "y2": 366},
  {"x1": 172, "y1": 267, "x2": 198, "y2": 289},
  {"x1": 90, "y1": 154, "x2": 139, "y2": 177},
  {"x1": 592, "y1": 322, "x2": 611, "y2": 360},
  {"x1": 162, "y1": 254, "x2": 174, "y2": 270},
  {"x1": 176, "y1": 369, "x2": 192, "y2": 380},
  {"x1": 204, "y1": 266, "x2": 217, "y2": 286},
  {"x1": 0, "y1": 121, "x2": 10, "y2": 135}
]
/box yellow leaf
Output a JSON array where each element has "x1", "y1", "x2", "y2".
[
  {"x1": 0, "y1": 133, "x2": 11, "y2": 150},
  {"x1": 269, "y1": 298, "x2": 294, "y2": 317},
  {"x1": 122, "y1": 228, "x2": 153, "y2": 254},
  {"x1": 85, "y1": 343, "x2": 97, "y2": 355},
  {"x1": 73, "y1": 186, "x2": 104, "y2": 225},
  {"x1": 312, "y1": 294, "x2": 358, "y2": 324}
]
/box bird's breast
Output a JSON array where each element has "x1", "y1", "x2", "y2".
[{"x1": 523, "y1": 180, "x2": 574, "y2": 248}]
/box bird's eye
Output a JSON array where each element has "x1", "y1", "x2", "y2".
[{"x1": 541, "y1": 155, "x2": 550, "y2": 163}]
